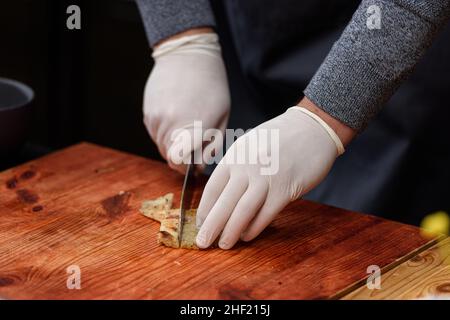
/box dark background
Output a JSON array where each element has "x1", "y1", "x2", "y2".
[{"x1": 0, "y1": 0, "x2": 158, "y2": 167}]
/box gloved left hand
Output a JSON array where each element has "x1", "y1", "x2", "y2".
[
  {"x1": 143, "y1": 33, "x2": 230, "y2": 174},
  {"x1": 195, "y1": 106, "x2": 345, "y2": 249}
]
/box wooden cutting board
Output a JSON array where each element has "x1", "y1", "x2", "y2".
[{"x1": 0, "y1": 143, "x2": 438, "y2": 299}]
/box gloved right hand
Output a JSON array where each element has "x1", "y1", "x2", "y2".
[
  {"x1": 195, "y1": 106, "x2": 345, "y2": 249},
  {"x1": 143, "y1": 32, "x2": 230, "y2": 174}
]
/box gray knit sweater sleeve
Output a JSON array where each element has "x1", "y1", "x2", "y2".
[
  {"x1": 304, "y1": 0, "x2": 450, "y2": 131},
  {"x1": 135, "y1": 0, "x2": 216, "y2": 46}
]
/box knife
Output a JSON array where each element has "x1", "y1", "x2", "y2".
[{"x1": 179, "y1": 152, "x2": 195, "y2": 247}]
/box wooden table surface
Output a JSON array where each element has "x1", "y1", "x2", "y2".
[
  {"x1": 342, "y1": 237, "x2": 450, "y2": 299},
  {"x1": 0, "y1": 143, "x2": 442, "y2": 299}
]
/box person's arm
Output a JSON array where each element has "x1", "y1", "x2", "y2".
[
  {"x1": 135, "y1": 0, "x2": 216, "y2": 47},
  {"x1": 195, "y1": 0, "x2": 450, "y2": 250},
  {"x1": 137, "y1": 0, "x2": 230, "y2": 174},
  {"x1": 304, "y1": 0, "x2": 450, "y2": 132}
]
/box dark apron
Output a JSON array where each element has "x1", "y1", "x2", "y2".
[{"x1": 211, "y1": 0, "x2": 450, "y2": 225}]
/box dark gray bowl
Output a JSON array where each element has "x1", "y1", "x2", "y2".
[{"x1": 0, "y1": 78, "x2": 34, "y2": 157}]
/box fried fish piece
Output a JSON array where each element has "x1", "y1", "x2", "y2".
[
  {"x1": 140, "y1": 193, "x2": 199, "y2": 249},
  {"x1": 157, "y1": 209, "x2": 198, "y2": 249},
  {"x1": 140, "y1": 193, "x2": 173, "y2": 221}
]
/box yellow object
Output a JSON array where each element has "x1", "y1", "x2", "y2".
[{"x1": 420, "y1": 211, "x2": 450, "y2": 238}]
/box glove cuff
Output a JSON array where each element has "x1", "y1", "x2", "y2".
[
  {"x1": 152, "y1": 33, "x2": 221, "y2": 59},
  {"x1": 288, "y1": 106, "x2": 345, "y2": 156}
]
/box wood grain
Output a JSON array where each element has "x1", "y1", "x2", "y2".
[
  {"x1": 342, "y1": 237, "x2": 450, "y2": 300},
  {"x1": 0, "y1": 143, "x2": 437, "y2": 299}
]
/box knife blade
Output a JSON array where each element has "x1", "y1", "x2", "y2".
[{"x1": 179, "y1": 152, "x2": 195, "y2": 247}]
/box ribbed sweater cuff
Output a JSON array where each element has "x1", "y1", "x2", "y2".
[
  {"x1": 304, "y1": 54, "x2": 395, "y2": 132},
  {"x1": 136, "y1": 0, "x2": 216, "y2": 47}
]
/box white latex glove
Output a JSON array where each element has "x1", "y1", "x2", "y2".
[
  {"x1": 143, "y1": 33, "x2": 230, "y2": 173},
  {"x1": 195, "y1": 106, "x2": 345, "y2": 249}
]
